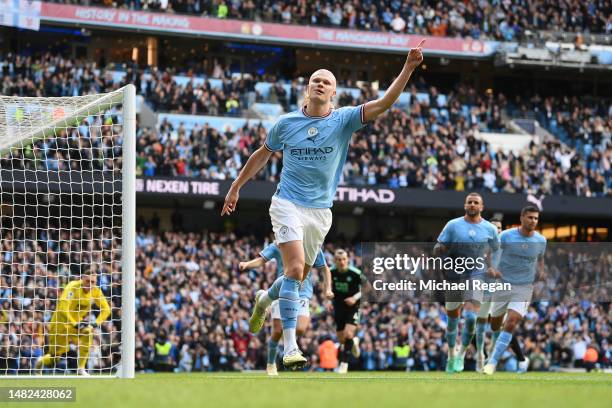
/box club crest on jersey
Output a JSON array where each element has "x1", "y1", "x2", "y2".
[
  {"x1": 279, "y1": 226, "x2": 289, "y2": 237},
  {"x1": 468, "y1": 229, "x2": 476, "y2": 237},
  {"x1": 306, "y1": 127, "x2": 318, "y2": 143}
]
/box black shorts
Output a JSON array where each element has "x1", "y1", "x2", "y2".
[{"x1": 333, "y1": 301, "x2": 360, "y2": 331}]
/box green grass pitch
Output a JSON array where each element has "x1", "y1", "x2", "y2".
[{"x1": 4, "y1": 372, "x2": 611, "y2": 408}]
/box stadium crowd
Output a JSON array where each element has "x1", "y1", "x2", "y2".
[
  {"x1": 53, "y1": 0, "x2": 612, "y2": 40},
  {"x1": 511, "y1": 94, "x2": 612, "y2": 151},
  {"x1": 1, "y1": 51, "x2": 610, "y2": 198},
  {"x1": 141, "y1": 105, "x2": 610, "y2": 198}
]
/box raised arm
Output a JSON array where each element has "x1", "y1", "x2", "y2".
[
  {"x1": 363, "y1": 39, "x2": 425, "y2": 123},
  {"x1": 221, "y1": 145, "x2": 273, "y2": 216},
  {"x1": 321, "y1": 264, "x2": 334, "y2": 299},
  {"x1": 239, "y1": 256, "x2": 267, "y2": 271}
]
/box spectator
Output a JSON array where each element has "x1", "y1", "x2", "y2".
[
  {"x1": 217, "y1": 1, "x2": 229, "y2": 19},
  {"x1": 318, "y1": 337, "x2": 339, "y2": 371},
  {"x1": 178, "y1": 344, "x2": 194, "y2": 372},
  {"x1": 583, "y1": 345, "x2": 599, "y2": 372},
  {"x1": 390, "y1": 13, "x2": 406, "y2": 33},
  {"x1": 153, "y1": 330, "x2": 175, "y2": 372},
  {"x1": 392, "y1": 339, "x2": 410, "y2": 371}
]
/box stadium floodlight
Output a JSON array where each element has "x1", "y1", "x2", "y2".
[{"x1": 0, "y1": 85, "x2": 136, "y2": 378}]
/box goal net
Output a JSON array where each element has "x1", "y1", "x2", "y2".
[{"x1": 0, "y1": 85, "x2": 135, "y2": 378}]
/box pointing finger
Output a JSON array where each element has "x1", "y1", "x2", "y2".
[
  {"x1": 416, "y1": 39, "x2": 426, "y2": 49},
  {"x1": 221, "y1": 203, "x2": 231, "y2": 216}
]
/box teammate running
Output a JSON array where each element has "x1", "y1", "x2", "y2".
[
  {"x1": 239, "y1": 242, "x2": 331, "y2": 375},
  {"x1": 222, "y1": 40, "x2": 425, "y2": 369},
  {"x1": 475, "y1": 216, "x2": 533, "y2": 373},
  {"x1": 434, "y1": 192, "x2": 499, "y2": 373},
  {"x1": 483, "y1": 205, "x2": 546, "y2": 375}
]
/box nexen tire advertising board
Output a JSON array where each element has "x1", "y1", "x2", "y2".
[{"x1": 1, "y1": 171, "x2": 609, "y2": 217}]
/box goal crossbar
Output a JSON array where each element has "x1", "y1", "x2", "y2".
[{"x1": 0, "y1": 88, "x2": 126, "y2": 156}]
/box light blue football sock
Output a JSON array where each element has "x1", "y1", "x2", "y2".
[
  {"x1": 446, "y1": 316, "x2": 459, "y2": 350},
  {"x1": 279, "y1": 277, "x2": 299, "y2": 330},
  {"x1": 267, "y1": 340, "x2": 278, "y2": 365},
  {"x1": 461, "y1": 310, "x2": 477, "y2": 348},
  {"x1": 489, "y1": 331, "x2": 512, "y2": 366}
]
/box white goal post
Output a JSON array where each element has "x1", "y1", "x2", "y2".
[{"x1": 0, "y1": 85, "x2": 135, "y2": 378}]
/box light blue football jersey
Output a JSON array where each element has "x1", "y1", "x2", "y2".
[
  {"x1": 260, "y1": 243, "x2": 327, "y2": 299},
  {"x1": 437, "y1": 216, "x2": 500, "y2": 278},
  {"x1": 265, "y1": 105, "x2": 365, "y2": 208},
  {"x1": 497, "y1": 228, "x2": 547, "y2": 285}
]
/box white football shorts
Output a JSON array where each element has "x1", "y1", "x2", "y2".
[
  {"x1": 490, "y1": 284, "x2": 533, "y2": 318},
  {"x1": 269, "y1": 195, "x2": 332, "y2": 266},
  {"x1": 270, "y1": 298, "x2": 310, "y2": 319}
]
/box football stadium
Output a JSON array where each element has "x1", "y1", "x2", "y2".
[{"x1": 0, "y1": 1, "x2": 610, "y2": 407}]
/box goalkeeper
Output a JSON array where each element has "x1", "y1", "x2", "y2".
[{"x1": 36, "y1": 271, "x2": 111, "y2": 376}]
